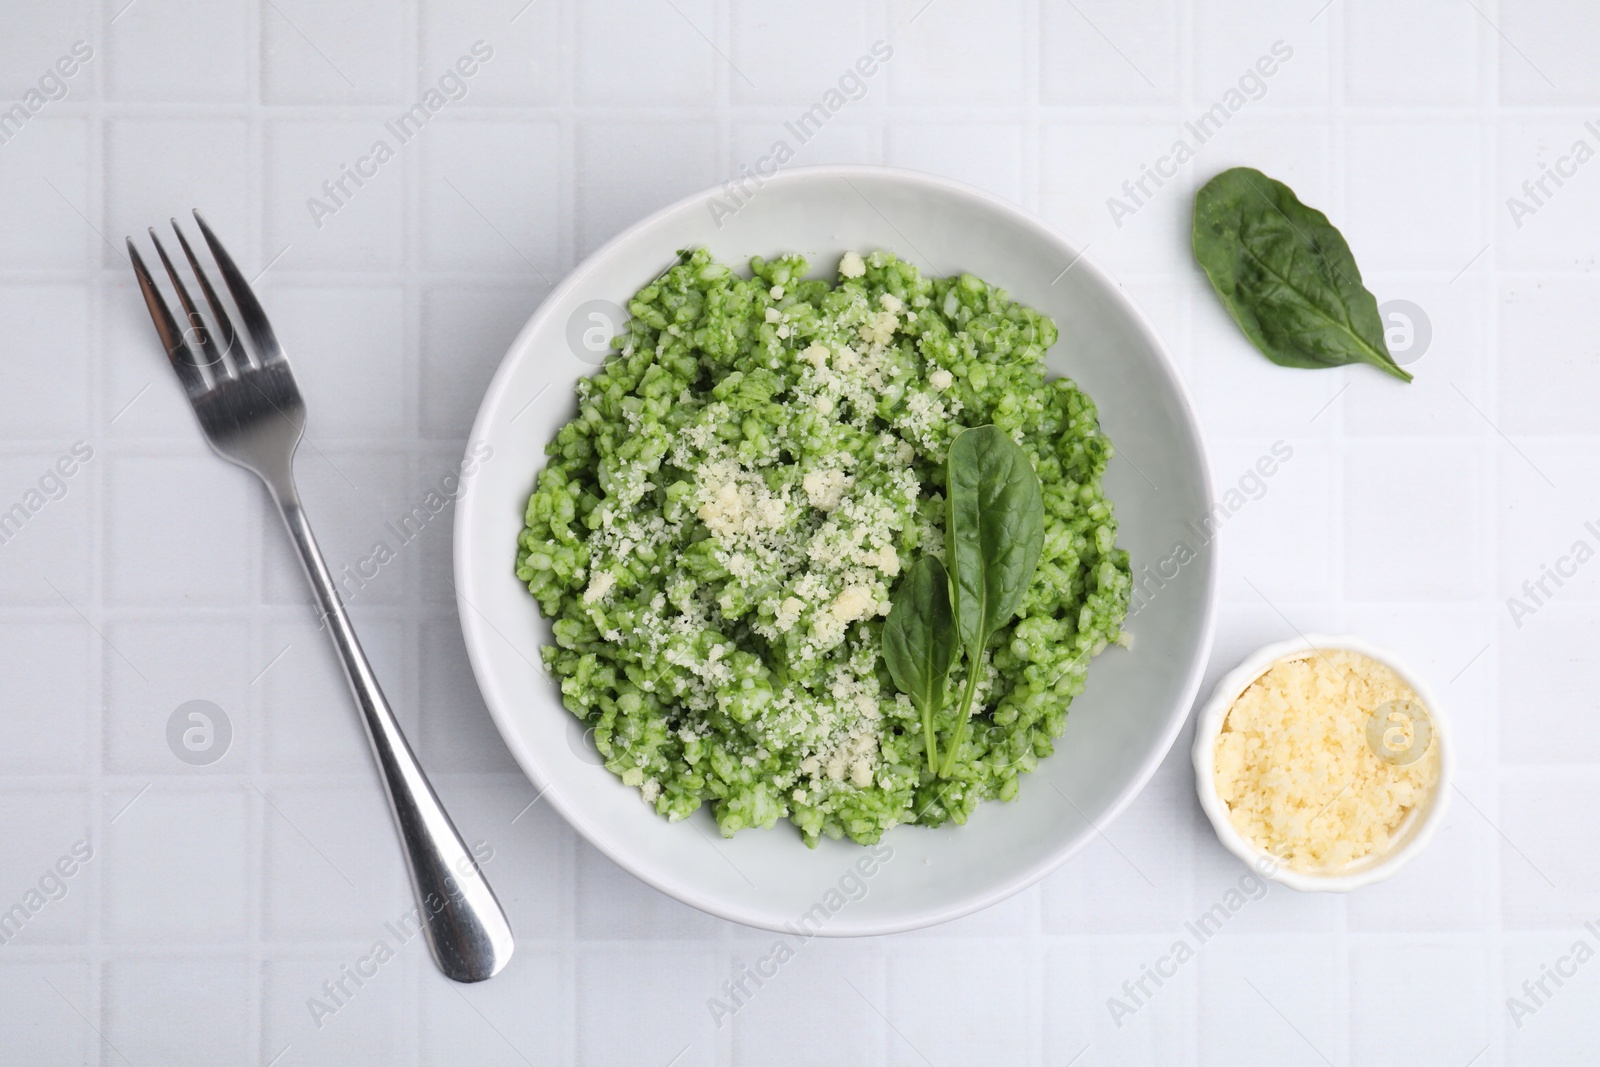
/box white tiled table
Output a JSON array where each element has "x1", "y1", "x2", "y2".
[{"x1": 2, "y1": 1, "x2": 1597, "y2": 1063}]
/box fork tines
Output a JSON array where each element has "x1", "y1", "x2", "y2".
[{"x1": 126, "y1": 211, "x2": 282, "y2": 394}]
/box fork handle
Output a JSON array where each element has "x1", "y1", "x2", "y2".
[{"x1": 271, "y1": 485, "x2": 515, "y2": 983}]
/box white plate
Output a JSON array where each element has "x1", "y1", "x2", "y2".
[{"x1": 453, "y1": 165, "x2": 1217, "y2": 935}]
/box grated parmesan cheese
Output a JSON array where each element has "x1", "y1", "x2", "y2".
[
  {"x1": 802, "y1": 469, "x2": 851, "y2": 511},
  {"x1": 582, "y1": 570, "x2": 616, "y2": 604},
  {"x1": 774, "y1": 596, "x2": 804, "y2": 632},
  {"x1": 859, "y1": 308, "x2": 899, "y2": 347},
  {"x1": 1213, "y1": 650, "x2": 1439, "y2": 871},
  {"x1": 828, "y1": 584, "x2": 875, "y2": 623}
]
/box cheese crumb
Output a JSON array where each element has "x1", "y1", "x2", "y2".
[
  {"x1": 860, "y1": 309, "x2": 898, "y2": 347},
  {"x1": 839, "y1": 251, "x2": 866, "y2": 278},
  {"x1": 802, "y1": 469, "x2": 851, "y2": 511},
  {"x1": 583, "y1": 570, "x2": 616, "y2": 604},
  {"x1": 829, "y1": 585, "x2": 874, "y2": 623},
  {"x1": 929, "y1": 368, "x2": 953, "y2": 390},
  {"x1": 774, "y1": 596, "x2": 805, "y2": 632},
  {"x1": 865, "y1": 544, "x2": 900, "y2": 576},
  {"x1": 764, "y1": 307, "x2": 781, "y2": 324}
]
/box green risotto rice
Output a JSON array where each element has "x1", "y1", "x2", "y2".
[{"x1": 516, "y1": 249, "x2": 1131, "y2": 846}]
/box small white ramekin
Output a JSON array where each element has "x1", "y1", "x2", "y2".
[{"x1": 1192, "y1": 634, "x2": 1454, "y2": 893}]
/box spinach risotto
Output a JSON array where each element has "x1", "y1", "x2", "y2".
[{"x1": 516, "y1": 249, "x2": 1131, "y2": 846}]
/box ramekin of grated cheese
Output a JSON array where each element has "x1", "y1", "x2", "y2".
[{"x1": 1192, "y1": 635, "x2": 1453, "y2": 893}]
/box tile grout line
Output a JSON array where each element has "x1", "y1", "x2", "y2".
[
  {"x1": 1482, "y1": 2, "x2": 1506, "y2": 1062},
  {"x1": 559, "y1": 0, "x2": 576, "y2": 275},
  {"x1": 1179, "y1": 0, "x2": 1198, "y2": 1059},
  {"x1": 1020, "y1": 0, "x2": 1041, "y2": 218},
  {"x1": 400, "y1": 9, "x2": 427, "y2": 1053},
  {"x1": 45, "y1": 100, "x2": 1600, "y2": 118},
  {"x1": 712, "y1": 0, "x2": 732, "y2": 255},
  {"x1": 21, "y1": 261, "x2": 1595, "y2": 283},
  {"x1": 248, "y1": 2, "x2": 271, "y2": 1061},
  {"x1": 88, "y1": 3, "x2": 111, "y2": 1062},
  {"x1": 409, "y1": 8, "x2": 431, "y2": 1058}
]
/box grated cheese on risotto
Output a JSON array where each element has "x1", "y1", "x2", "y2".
[{"x1": 1213, "y1": 650, "x2": 1439, "y2": 871}]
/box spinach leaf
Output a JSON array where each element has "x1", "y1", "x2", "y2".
[
  {"x1": 1193, "y1": 166, "x2": 1412, "y2": 383},
  {"x1": 945, "y1": 425, "x2": 1046, "y2": 657},
  {"x1": 882, "y1": 555, "x2": 958, "y2": 772},
  {"x1": 938, "y1": 425, "x2": 1045, "y2": 777}
]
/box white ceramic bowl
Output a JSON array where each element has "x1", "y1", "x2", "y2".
[
  {"x1": 1192, "y1": 634, "x2": 1453, "y2": 893},
  {"x1": 454, "y1": 165, "x2": 1218, "y2": 934}
]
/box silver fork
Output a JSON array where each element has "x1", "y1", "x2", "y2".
[{"x1": 127, "y1": 211, "x2": 514, "y2": 983}]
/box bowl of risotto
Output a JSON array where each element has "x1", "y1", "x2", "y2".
[{"x1": 455, "y1": 165, "x2": 1217, "y2": 933}]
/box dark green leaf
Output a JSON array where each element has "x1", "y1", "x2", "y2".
[
  {"x1": 945, "y1": 425, "x2": 1046, "y2": 658},
  {"x1": 883, "y1": 556, "x2": 958, "y2": 773},
  {"x1": 1192, "y1": 166, "x2": 1412, "y2": 383}
]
